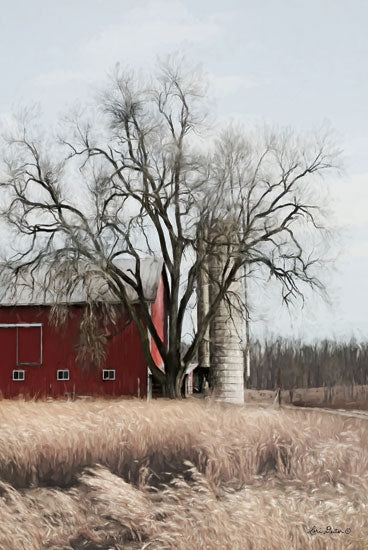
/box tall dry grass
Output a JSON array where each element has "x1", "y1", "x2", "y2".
[{"x1": 0, "y1": 398, "x2": 367, "y2": 549}]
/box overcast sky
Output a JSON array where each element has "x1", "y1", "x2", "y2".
[{"x1": 0, "y1": 0, "x2": 367, "y2": 341}]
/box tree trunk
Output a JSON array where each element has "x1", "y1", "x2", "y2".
[
  {"x1": 162, "y1": 356, "x2": 183, "y2": 399},
  {"x1": 162, "y1": 376, "x2": 178, "y2": 399}
]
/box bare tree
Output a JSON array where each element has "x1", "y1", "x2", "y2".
[{"x1": 0, "y1": 58, "x2": 339, "y2": 398}]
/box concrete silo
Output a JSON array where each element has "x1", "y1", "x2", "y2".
[{"x1": 197, "y1": 219, "x2": 244, "y2": 404}]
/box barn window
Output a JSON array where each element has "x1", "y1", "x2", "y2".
[
  {"x1": 102, "y1": 369, "x2": 116, "y2": 381},
  {"x1": 16, "y1": 325, "x2": 43, "y2": 366},
  {"x1": 12, "y1": 370, "x2": 25, "y2": 381},
  {"x1": 57, "y1": 370, "x2": 70, "y2": 381}
]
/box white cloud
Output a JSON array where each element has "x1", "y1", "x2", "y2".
[
  {"x1": 328, "y1": 171, "x2": 368, "y2": 229},
  {"x1": 346, "y1": 241, "x2": 368, "y2": 258},
  {"x1": 32, "y1": 69, "x2": 85, "y2": 87},
  {"x1": 80, "y1": 0, "x2": 221, "y2": 72},
  {"x1": 32, "y1": 0, "x2": 222, "y2": 96},
  {"x1": 343, "y1": 135, "x2": 368, "y2": 169},
  {"x1": 209, "y1": 74, "x2": 262, "y2": 97}
]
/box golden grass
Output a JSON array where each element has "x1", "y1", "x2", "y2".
[{"x1": 0, "y1": 398, "x2": 367, "y2": 549}]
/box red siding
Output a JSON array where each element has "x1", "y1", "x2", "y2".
[
  {"x1": 0, "y1": 272, "x2": 168, "y2": 399},
  {"x1": 150, "y1": 274, "x2": 168, "y2": 371}
]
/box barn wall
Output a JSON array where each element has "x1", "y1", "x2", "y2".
[{"x1": 0, "y1": 305, "x2": 148, "y2": 398}]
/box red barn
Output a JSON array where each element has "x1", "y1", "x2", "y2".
[{"x1": 0, "y1": 258, "x2": 168, "y2": 399}]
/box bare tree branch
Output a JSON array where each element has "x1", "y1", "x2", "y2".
[{"x1": 0, "y1": 60, "x2": 340, "y2": 398}]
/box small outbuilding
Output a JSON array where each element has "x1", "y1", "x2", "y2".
[{"x1": 0, "y1": 258, "x2": 168, "y2": 399}]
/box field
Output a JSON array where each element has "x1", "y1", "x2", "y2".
[
  {"x1": 246, "y1": 385, "x2": 368, "y2": 409},
  {"x1": 0, "y1": 398, "x2": 367, "y2": 549}
]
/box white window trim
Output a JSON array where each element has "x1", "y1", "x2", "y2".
[
  {"x1": 0, "y1": 324, "x2": 43, "y2": 328},
  {"x1": 57, "y1": 369, "x2": 70, "y2": 381},
  {"x1": 12, "y1": 370, "x2": 25, "y2": 381},
  {"x1": 102, "y1": 369, "x2": 116, "y2": 381}
]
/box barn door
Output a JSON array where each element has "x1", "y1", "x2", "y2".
[{"x1": 16, "y1": 325, "x2": 43, "y2": 366}]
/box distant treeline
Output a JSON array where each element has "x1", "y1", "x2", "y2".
[{"x1": 248, "y1": 339, "x2": 368, "y2": 390}]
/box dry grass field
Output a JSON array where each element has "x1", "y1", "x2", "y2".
[
  {"x1": 246, "y1": 385, "x2": 368, "y2": 409},
  {"x1": 0, "y1": 398, "x2": 367, "y2": 549}
]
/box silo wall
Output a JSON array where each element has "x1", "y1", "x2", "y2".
[{"x1": 208, "y1": 224, "x2": 244, "y2": 404}]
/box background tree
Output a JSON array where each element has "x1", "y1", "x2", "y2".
[
  {"x1": 0, "y1": 57, "x2": 339, "y2": 398},
  {"x1": 248, "y1": 337, "x2": 368, "y2": 391}
]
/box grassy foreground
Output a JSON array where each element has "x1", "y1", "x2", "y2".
[{"x1": 0, "y1": 398, "x2": 367, "y2": 549}]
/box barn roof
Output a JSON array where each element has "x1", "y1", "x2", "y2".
[{"x1": 0, "y1": 257, "x2": 165, "y2": 307}]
